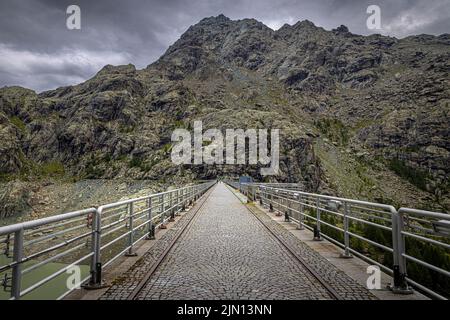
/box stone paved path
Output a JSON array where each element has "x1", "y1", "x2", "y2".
[
  {"x1": 136, "y1": 183, "x2": 333, "y2": 300},
  {"x1": 101, "y1": 182, "x2": 375, "y2": 300}
]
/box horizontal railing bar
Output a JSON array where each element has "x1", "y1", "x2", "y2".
[
  {"x1": 401, "y1": 231, "x2": 450, "y2": 249},
  {"x1": 347, "y1": 231, "x2": 393, "y2": 252},
  {"x1": 346, "y1": 215, "x2": 392, "y2": 231},
  {"x1": 0, "y1": 230, "x2": 93, "y2": 273},
  {"x1": 24, "y1": 215, "x2": 86, "y2": 237},
  {"x1": 24, "y1": 223, "x2": 88, "y2": 247},
  {"x1": 19, "y1": 253, "x2": 92, "y2": 298},
  {"x1": 405, "y1": 277, "x2": 448, "y2": 300},
  {"x1": 403, "y1": 254, "x2": 450, "y2": 277},
  {"x1": 0, "y1": 208, "x2": 96, "y2": 236},
  {"x1": 21, "y1": 242, "x2": 87, "y2": 275}
]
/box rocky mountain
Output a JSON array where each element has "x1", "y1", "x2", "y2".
[{"x1": 1, "y1": 14, "x2": 449, "y2": 218}]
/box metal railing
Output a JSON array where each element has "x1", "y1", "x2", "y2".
[
  {"x1": 225, "y1": 181, "x2": 450, "y2": 300},
  {"x1": 0, "y1": 181, "x2": 216, "y2": 300}
]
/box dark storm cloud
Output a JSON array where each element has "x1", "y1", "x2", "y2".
[{"x1": 0, "y1": 0, "x2": 448, "y2": 92}]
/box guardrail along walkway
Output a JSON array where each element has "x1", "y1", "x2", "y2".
[{"x1": 101, "y1": 182, "x2": 374, "y2": 300}]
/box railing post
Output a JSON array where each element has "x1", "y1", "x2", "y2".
[
  {"x1": 313, "y1": 197, "x2": 322, "y2": 241},
  {"x1": 11, "y1": 229, "x2": 24, "y2": 299},
  {"x1": 390, "y1": 211, "x2": 413, "y2": 294},
  {"x1": 146, "y1": 197, "x2": 155, "y2": 240},
  {"x1": 182, "y1": 188, "x2": 186, "y2": 211},
  {"x1": 340, "y1": 202, "x2": 352, "y2": 258},
  {"x1": 170, "y1": 191, "x2": 176, "y2": 221},
  {"x1": 285, "y1": 198, "x2": 291, "y2": 222},
  {"x1": 297, "y1": 195, "x2": 304, "y2": 230},
  {"x1": 86, "y1": 208, "x2": 103, "y2": 288},
  {"x1": 275, "y1": 191, "x2": 282, "y2": 216},
  {"x1": 160, "y1": 194, "x2": 166, "y2": 229},
  {"x1": 126, "y1": 202, "x2": 137, "y2": 256},
  {"x1": 176, "y1": 189, "x2": 180, "y2": 215}
]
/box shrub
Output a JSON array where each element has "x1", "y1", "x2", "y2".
[
  {"x1": 39, "y1": 161, "x2": 65, "y2": 176},
  {"x1": 9, "y1": 116, "x2": 26, "y2": 133},
  {"x1": 388, "y1": 158, "x2": 429, "y2": 190}
]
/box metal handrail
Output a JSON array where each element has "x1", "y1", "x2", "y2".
[
  {"x1": 0, "y1": 180, "x2": 216, "y2": 300},
  {"x1": 225, "y1": 180, "x2": 449, "y2": 300}
]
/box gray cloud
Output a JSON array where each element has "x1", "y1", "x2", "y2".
[{"x1": 0, "y1": 0, "x2": 448, "y2": 92}]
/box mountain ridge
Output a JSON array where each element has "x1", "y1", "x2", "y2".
[{"x1": 1, "y1": 14, "x2": 449, "y2": 218}]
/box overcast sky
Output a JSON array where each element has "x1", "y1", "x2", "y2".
[{"x1": 0, "y1": 0, "x2": 449, "y2": 92}]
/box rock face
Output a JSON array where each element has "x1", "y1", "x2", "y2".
[
  {"x1": 0, "y1": 181, "x2": 32, "y2": 218},
  {"x1": 0, "y1": 15, "x2": 449, "y2": 213}
]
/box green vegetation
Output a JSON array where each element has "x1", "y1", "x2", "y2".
[
  {"x1": 0, "y1": 156, "x2": 71, "y2": 182},
  {"x1": 388, "y1": 158, "x2": 429, "y2": 191},
  {"x1": 85, "y1": 164, "x2": 104, "y2": 178},
  {"x1": 9, "y1": 116, "x2": 26, "y2": 133},
  {"x1": 405, "y1": 237, "x2": 450, "y2": 297},
  {"x1": 173, "y1": 120, "x2": 191, "y2": 129},
  {"x1": 39, "y1": 161, "x2": 65, "y2": 176},
  {"x1": 129, "y1": 156, "x2": 143, "y2": 168},
  {"x1": 118, "y1": 125, "x2": 135, "y2": 134},
  {"x1": 315, "y1": 118, "x2": 349, "y2": 145},
  {"x1": 163, "y1": 143, "x2": 173, "y2": 154},
  {"x1": 128, "y1": 155, "x2": 156, "y2": 172},
  {"x1": 84, "y1": 154, "x2": 105, "y2": 178}
]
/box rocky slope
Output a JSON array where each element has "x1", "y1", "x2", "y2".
[{"x1": 1, "y1": 14, "x2": 449, "y2": 218}]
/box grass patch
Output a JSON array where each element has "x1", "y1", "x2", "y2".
[
  {"x1": 9, "y1": 116, "x2": 26, "y2": 133},
  {"x1": 315, "y1": 118, "x2": 349, "y2": 145},
  {"x1": 39, "y1": 161, "x2": 65, "y2": 176},
  {"x1": 388, "y1": 158, "x2": 429, "y2": 191},
  {"x1": 129, "y1": 156, "x2": 143, "y2": 168},
  {"x1": 128, "y1": 155, "x2": 155, "y2": 172}
]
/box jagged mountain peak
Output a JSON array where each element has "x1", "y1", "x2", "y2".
[
  {"x1": 97, "y1": 64, "x2": 136, "y2": 76},
  {"x1": 198, "y1": 13, "x2": 231, "y2": 24},
  {"x1": 292, "y1": 19, "x2": 317, "y2": 29},
  {"x1": 1, "y1": 15, "x2": 449, "y2": 213}
]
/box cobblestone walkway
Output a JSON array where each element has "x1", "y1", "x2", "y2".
[{"x1": 101, "y1": 182, "x2": 375, "y2": 300}]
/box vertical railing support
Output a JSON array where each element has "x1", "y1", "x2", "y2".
[
  {"x1": 176, "y1": 189, "x2": 180, "y2": 214},
  {"x1": 275, "y1": 192, "x2": 282, "y2": 216},
  {"x1": 85, "y1": 208, "x2": 103, "y2": 289},
  {"x1": 390, "y1": 211, "x2": 413, "y2": 294},
  {"x1": 285, "y1": 199, "x2": 291, "y2": 222},
  {"x1": 11, "y1": 229, "x2": 24, "y2": 299},
  {"x1": 125, "y1": 202, "x2": 137, "y2": 256},
  {"x1": 297, "y1": 195, "x2": 304, "y2": 230},
  {"x1": 170, "y1": 191, "x2": 176, "y2": 222},
  {"x1": 269, "y1": 190, "x2": 274, "y2": 212},
  {"x1": 160, "y1": 194, "x2": 166, "y2": 229},
  {"x1": 313, "y1": 197, "x2": 322, "y2": 241},
  {"x1": 182, "y1": 188, "x2": 186, "y2": 211},
  {"x1": 340, "y1": 202, "x2": 352, "y2": 258},
  {"x1": 146, "y1": 197, "x2": 155, "y2": 240}
]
